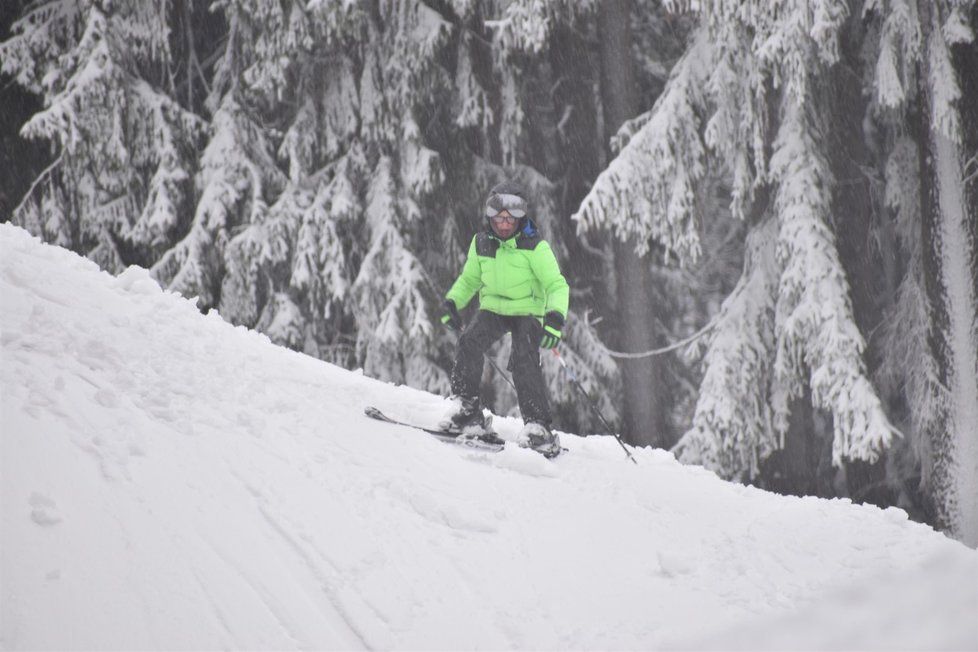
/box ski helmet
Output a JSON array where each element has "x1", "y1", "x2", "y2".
[{"x1": 485, "y1": 181, "x2": 528, "y2": 238}]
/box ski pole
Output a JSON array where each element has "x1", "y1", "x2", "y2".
[
  {"x1": 551, "y1": 348, "x2": 637, "y2": 465},
  {"x1": 484, "y1": 353, "x2": 516, "y2": 391},
  {"x1": 449, "y1": 331, "x2": 517, "y2": 390}
]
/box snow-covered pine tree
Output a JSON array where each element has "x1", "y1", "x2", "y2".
[
  {"x1": 0, "y1": 0, "x2": 204, "y2": 270},
  {"x1": 868, "y1": 0, "x2": 978, "y2": 545},
  {"x1": 153, "y1": 95, "x2": 285, "y2": 311},
  {"x1": 578, "y1": 1, "x2": 898, "y2": 481},
  {"x1": 185, "y1": 0, "x2": 450, "y2": 388}
]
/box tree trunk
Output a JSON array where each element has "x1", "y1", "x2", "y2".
[
  {"x1": 549, "y1": 22, "x2": 601, "y2": 222},
  {"x1": 918, "y1": 0, "x2": 978, "y2": 546},
  {"x1": 597, "y1": 0, "x2": 667, "y2": 447},
  {"x1": 759, "y1": 389, "x2": 820, "y2": 496},
  {"x1": 549, "y1": 21, "x2": 605, "y2": 279}
]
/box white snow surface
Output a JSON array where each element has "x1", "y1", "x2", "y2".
[{"x1": 1, "y1": 222, "x2": 976, "y2": 651}]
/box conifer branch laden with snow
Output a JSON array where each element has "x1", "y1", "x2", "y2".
[
  {"x1": 673, "y1": 220, "x2": 779, "y2": 479},
  {"x1": 877, "y1": 137, "x2": 938, "y2": 479},
  {"x1": 490, "y1": 0, "x2": 597, "y2": 56},
  {"x1": 353, "y1": 156, "x2": 444, "y2": 389},
  {"x1": 152, "y1": 97, "x2": 284, "y2": 309},
  {"x1": 769, "y1": 93, "x2": 895, "y2": 467},
  {"x1": 574, "y1": 29, "x2": 712, "y2": 263},
  {"x1": 580, "y1": 1, "x2": 898, "y2": 479},
  {"x1": 1, "y1": 1, "x2": 203, "y2": 270}
]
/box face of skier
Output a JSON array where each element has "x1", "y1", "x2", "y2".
[{"x1": 489, "y1": 210, "x2": 519, "y2": 239}]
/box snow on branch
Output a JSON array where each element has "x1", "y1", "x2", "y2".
[
  {"x1": 673, "y1": 219, "x2": 779, "y2": 480},
  {"x1": 672, "y1": 1, "x2": 897, "y2": 476},
  {"x1": 573, "y1": 29, "x2": 712, "y2": 264},
  {"x1": 19, "y1": 8, "x2": 116, "y2": 148},
  {"x1": 454, "y1": 31, "x2": 494, "y2": 133},
  {"x1": 353, "y1": 156, "x2": 436, "y2": 384},
  {"x1": 487, "y1": 0, "x2": 594, "y2": 56},
  {"x1": 290, "y1": 156, "x2": 362, "y2": 320},
  {"x1": 943, "y1": 1, "x2": 976, "y2": 45},
  {"x1": 877, "y1": 140, "x2": 945, "y2": 469},
  {"x1": 770, "y1": 97, "x2": 898, "y2": 466},
  {"x1": 810, "y1": 0, "x2": 850, "y2": 65},
  {"x1": 128, "y1": 79, "x2": 207, "y2": 250},
  {"x1": 927, "y1": 6, "x2": 965, "y2": 142},
  {"x1": 4, "y1": 3, "x2": 203, "y2": 272},
  {"x1": 152, "y1": 98, "x2": 285, "y2": 309},
  {"x1": 0, "y1": 0, "x2": 85, "y2": 94},
  {"x1": 871, "y1": 0, "x2": 922, "y2": 111}
]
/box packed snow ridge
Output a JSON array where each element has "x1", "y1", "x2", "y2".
[{"x1": 2, "y1": 222, "x2": 976, "y2": 651}]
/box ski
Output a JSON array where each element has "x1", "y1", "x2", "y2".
[
  {"x1": 363, "y1": 406, "x2": 506, "y2": 453},
  {"x1": 364, "y1": 407, "x2": 566, "y2": 458}
]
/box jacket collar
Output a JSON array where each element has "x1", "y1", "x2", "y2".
[
  {"x1": 485, "y1": 218, "x2": 537, "y2": 247},
  {"x1": 485, "y1": 230, "x2": 519, "y2": 248}
]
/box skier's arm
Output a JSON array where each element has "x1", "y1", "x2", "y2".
[
  {"x1": 529, "y1": 241, "x2": 569, "y2": 318},
  {"x1": 445, "y1": 236, "x2": 483, "y2": 310}
]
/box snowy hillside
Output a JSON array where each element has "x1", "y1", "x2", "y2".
[{"x1": 1, "y1": 222, "x2": 976, "y2": 651}]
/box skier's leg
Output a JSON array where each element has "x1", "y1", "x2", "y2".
[
  {"x1": 450, "y1": 310, "x2": 507, "y2": 400},
  {"x1": 509, "y1": 316, "x2": 552, "y2": 426},
  {"x1": 442, "y1": 311, "x2": 507, "y2": 434},
  {"x1": 508, "y1": 317, "x2": 559, "y2": 455}
]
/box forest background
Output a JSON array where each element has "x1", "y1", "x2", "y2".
[{"x1": 1, "y1": 0, "x2": 976, "y2": 546}]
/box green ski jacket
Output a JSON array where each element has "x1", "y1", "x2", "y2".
[{"x1": 446, "y1": 229, "x2": 569, "y2": 319}]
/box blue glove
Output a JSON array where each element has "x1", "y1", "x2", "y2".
[{"x1": 540, "y1": 311, "x2": 564, "y2": 349}]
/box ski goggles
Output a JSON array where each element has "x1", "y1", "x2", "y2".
[
  {"x1": 484, "y1": 192, "x2": 527, "y2": 219},
  {"x1": 490, "y1": 213, "x2": 519, "y2": 224}
]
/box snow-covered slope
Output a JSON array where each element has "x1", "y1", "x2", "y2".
[{"x1": 1, "y1": 223, "x2": 975, "y2": 651}]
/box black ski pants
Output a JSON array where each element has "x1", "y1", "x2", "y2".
[{"x1": 451, "y1": 310, "x2": 552, "y2": 425}]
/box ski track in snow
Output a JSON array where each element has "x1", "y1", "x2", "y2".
[{"x1": 2, "y1": 223, "x2": 977, "y2": 651}]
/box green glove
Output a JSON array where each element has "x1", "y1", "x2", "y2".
[
  {"x1": 539, "y1": 311, "x2": 564, "y2": 349},
  {"x1": 440, "y1": 300, "x2": 462, "y2": 331}
]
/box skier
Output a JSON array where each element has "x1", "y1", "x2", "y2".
[{"x1": 438, "y1": 181, "x2": 569, "y2": 457}]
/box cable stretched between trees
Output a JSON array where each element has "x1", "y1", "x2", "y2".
[
  {"x1": 579, "y1": 281, "x2": 754, "y2": 361},
  {"x1": 583, "y1": 309, "x2": 720, "y2": 359}
]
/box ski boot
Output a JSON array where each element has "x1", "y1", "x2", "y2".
[
  {"x1": 518, "y1": 421, "x2": 561, "y2": 458},
  {"x1": 438, "y1": 396, "x2": 504, "y2": 445}
]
